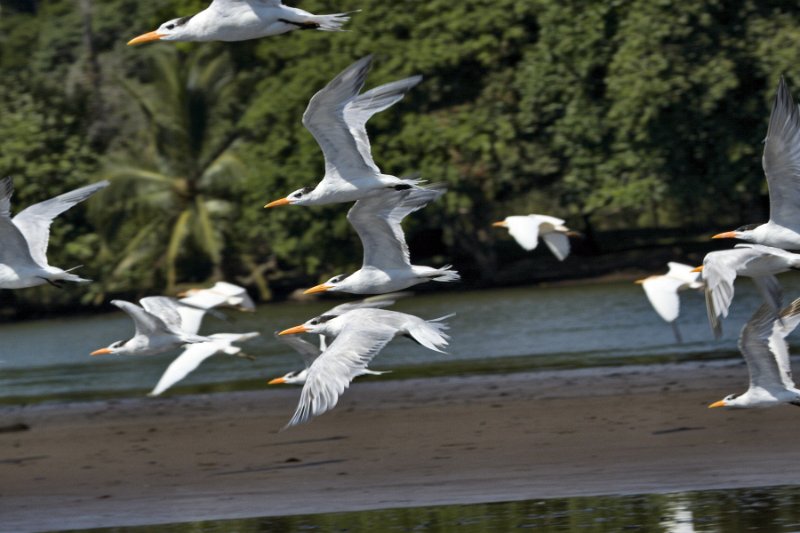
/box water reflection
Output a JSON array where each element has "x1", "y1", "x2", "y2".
[{"x1": 81, "y1": 486, "x2": 800, "y2": 532}]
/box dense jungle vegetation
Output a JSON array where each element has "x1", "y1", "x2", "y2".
[{"x1": 1, "y1": 0, "x2": 799, "y2": 313}]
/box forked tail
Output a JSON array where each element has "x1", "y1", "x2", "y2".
[
  {"x1": 432, "y1": 265, "x2": 460, "y2": 283},
  {"x1": 409, "y1": 314, "x2": 454, "y2": 353},
  {"x1": 54, "y1": 265, "x2": 91, "y2": 284},
  {"x1": 309, "y1": 10, "x2": 358, "y2": 31},
  {"x1": 358, "y1": 368, "x2": 392, "y2": 376}
]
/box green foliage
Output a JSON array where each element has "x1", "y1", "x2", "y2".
[
  {"x1": 88, "y1": 46, "x2": 248, "y2": 295},
  {"x1": 3, "y1": 0, "x2": 800, "y2": 311}
]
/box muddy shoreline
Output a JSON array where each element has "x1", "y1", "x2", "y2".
[{"x1": 3, "y1": 360, "x2": 800, "y2": 531}]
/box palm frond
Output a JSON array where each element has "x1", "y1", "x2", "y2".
[
  {"x1": 193, "y1": 196, "x2": 222, "y2": 266},
  {"x1": 165, "y1": 209, "x2": 193, "y2": 290}
]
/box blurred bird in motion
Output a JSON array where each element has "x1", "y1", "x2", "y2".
[
  {"x1": 636, "y1": 262, "x2": 704, "y2": 342},
  {"x1": 492, "y1": 214, "x2": 575, "y2": 261}
]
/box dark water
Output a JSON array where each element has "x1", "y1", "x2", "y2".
[
  {"x1": 3, "y1": 276, "x2": 800, "y2": 403},
  {"x1": 76, "y1": 486, "x2": 800, "y2": 532}
]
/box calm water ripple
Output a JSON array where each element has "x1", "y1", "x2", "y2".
[{"x1": 3, "y1": 275, "x2": 800, "y2": 402}]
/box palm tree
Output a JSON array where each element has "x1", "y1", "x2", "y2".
[{"x1": 90, "y1": 46, "x2": 247, "y2": 294}]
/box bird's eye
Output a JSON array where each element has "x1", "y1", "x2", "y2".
[
  {"x1": 293, "y1": 192, "x2": 303, "y2": 198},
  {"x1": 310, "y1": 319, "x2": 319, "y2": 325},
  {"x1": 166, "y1": 23, "x2": 175, "y2": 30}
]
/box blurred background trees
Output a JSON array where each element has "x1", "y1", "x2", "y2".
[{"x1": 2, "y1": 0, "x2": 800, "y2": 312}]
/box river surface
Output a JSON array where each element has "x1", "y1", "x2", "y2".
[{"x1": 3, "y1": 275, "x2": 800, "y2": 402}]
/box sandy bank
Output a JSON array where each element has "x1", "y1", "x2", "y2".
[{"x1": 2, "y1": 359, "x2": 800, "y2": 531}]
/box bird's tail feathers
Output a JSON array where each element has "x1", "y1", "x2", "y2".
[
  {"x1": 425, "y1": 182, "x2": 448, "y2": 191},
  {"x1": 432, "y1": 265, "x2": 460, "y2": 283},
  {"x1": 409, "y1": 317, "x2": 452, "y2": 353},
  {"x1": 430, "y1": 313, "x2": 456, "y2": 324},
  {"x1": 399, "y1": 175, "x2": 426, "y2": 188},
  {"x1": 54, "y1": 266, "x2": 91, "y2": 283},
  {"x1": 309, "y1": 10, "x2": 358, "y2": 31},
  {"x1": 358, "y1": 368, "x2": 391, "y2": 376}
]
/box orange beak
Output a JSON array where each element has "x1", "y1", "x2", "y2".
[
  {"x1": 90, "y1": 348, "x2": 112, "y2": 356},
  {"x1": 268, "y1": 377, "x2": 287, "y2": 385},
  {"x1": 303, "y1": 283, "x2": 332, "y2": 295},
  {"x1": 264, "y1": 198, "x2": 290, "y2": 209},
  {"x1": 492, "y1": 221, "x2": 507, "y2": 228},
  {"x1": 712, "y1": 231, "x2": 737, "y2": 239},
  {"x1": 127, "y1": 31, "x2": 164, "y2": 46},
  {"x1": 691, "y1": 266, "x2": 704, "y2": 273},
  {"x1": 278, "y1": 325, "x2": 309, "y2": 336},
  {"x1": 708, "y1": 400, "x2": 726, "y2": 408}
]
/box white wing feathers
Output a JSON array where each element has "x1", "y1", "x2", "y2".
[
  {"x1": 771, "y1": 298, "x2": 800, "y2": 389},
  {"x1": 139, "y1": 297, "x2": 186, "y2": 333},
  {"x1": 179, "y1": 281, "x2": 255, "y2": 311},
  {"x1": 0, "y1": 218, "x2": 37, "y2": 267},
  {"x1": 303, "y1": 55, "x2": 376, "y2": 177},
  {"x1": 541, "y1": 232, "x2": 570, "y2": 261},
  {"x1": 111, "y1": 299, "x2": 175, "y2": 337},
  {"x1": 149, "y1": 332, "x2": 259, "y2": 396},
  {"x1": 0, "y1": 176, "x2": 13, "y2": 218},
  {"x1": 174, "y1": 304, "x2": 208, "y2": 336},
  {"x1": 344, "y1": 308, "x2": 452, "y2": 353},
  {"x1": 763, "y1": 77, "x2": 800, "y2": 230},
  {"x1": 11, "y1": 180, "x2": 109, "y2": 267},
  {"x1": 666, "y1": 262, "x2": 702, "y2": 287},
  {"x1": 505, "y1": 216, "x2": 541, "y2": 251},
  {"x1": 348, "y1": 187, "x2": 445, "y2": 271},
  {"x1": 344, "y1": 76, "x2": 423, "y2": 168},
  {"x1": 739, "y1": 300, "x2": 800, "y2": 392},
  {"x1": 286, "y1": 322, "x2": 396, "y2": 428},
  {"x1": 642, "y1": 276, "x2": 686, "y2": 323},
  {"x1": 0, "y1": 178, "x2": 36, "y2": 266},
  {"x1": 149, "y1": 342, "x2": 223, "y2": 397},
  {"x1": 209, "y1": 0, "x2": 283, "y2": 9}
]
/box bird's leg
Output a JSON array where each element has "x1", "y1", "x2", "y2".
[
  {"x1": 278, "y1": 18, "x2": 320, "y2": 30},
  {"x1": 671, "y1": 322, "x2": 683, "y2": 344}
]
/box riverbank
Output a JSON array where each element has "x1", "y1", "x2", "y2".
[{"x1": 3, "y1": 359, "x2": 800, "y2": 532}]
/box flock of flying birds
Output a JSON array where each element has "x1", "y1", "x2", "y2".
[
  {"x1": 637, "y1": 77, "x2": 800, "y2": 409},
  {"x1": 3, "y1": 0, "x2": 800, "y2": 427}
]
